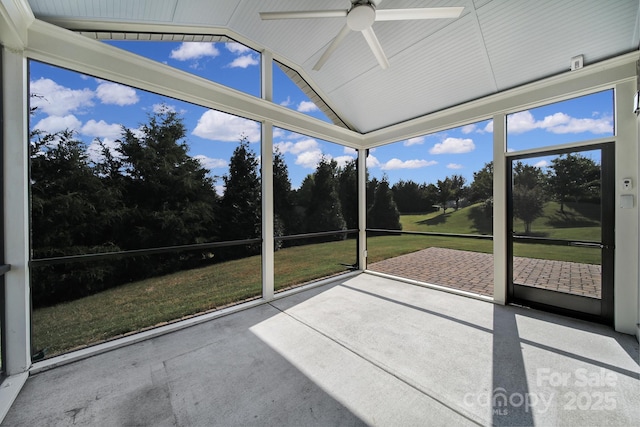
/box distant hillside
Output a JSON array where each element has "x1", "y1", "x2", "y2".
[{"x1": 400, "y1": 201, "x2": 600, "y2": 240}]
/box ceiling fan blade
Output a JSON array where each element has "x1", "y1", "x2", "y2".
[
  {"x1": 313, "y1": 24, "x2": 352, "y2": 71},
  {"x1": 361, "y1": 27, "x2": 390, "y2": 70},
  {"x1": 375, "y1": 7, "x2": 464, "y2": 21},
  {"x1": 260, "y1": 10, "x2": 347, "y2": 20}
]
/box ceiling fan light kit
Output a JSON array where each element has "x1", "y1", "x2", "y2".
[{"x1": 260, "y1": 2, "x2": 463, "y2": 71}]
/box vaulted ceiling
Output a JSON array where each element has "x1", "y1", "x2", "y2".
[{"x1": 26, "y1": 0, "x2": 640, "y2": 134}]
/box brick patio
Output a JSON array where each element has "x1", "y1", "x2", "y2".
[{"x1": 367, "y1": 247, "x2": 601, "y2": 298}]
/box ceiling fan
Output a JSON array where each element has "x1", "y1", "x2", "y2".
[{"x1": 259, "y1": 1, "x2": 464, "y2": 71}]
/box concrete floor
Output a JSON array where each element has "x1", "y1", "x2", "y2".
[{"x1": 3, "y1": 273, "x2": 639, "y2": 426}]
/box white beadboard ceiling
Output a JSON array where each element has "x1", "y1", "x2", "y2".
[{"x1": 27, "y1": 0, "x2": 640, "y2": 134}]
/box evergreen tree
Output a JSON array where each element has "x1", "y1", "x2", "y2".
[
  {"x1": 337, "y1": 159, "x2": 358, "y2": 230},
  {"x1": 367, "y1": 176, "x2": 402, "y2": 230},
  {"x1": 30, "y1": 129, "x2": 121, "y2": 305},
  {"x1": 117, "y1": 109, "x2": 219, "y2": 250},
  {"x1": 366, "y1": 177, "x2": 379, "y2": 210},
  {"x1": 306, "y1": 157, "x2": 346, "y2": 238},
  {"x1": 220, "y1": 137, "x2": 261, "y2": 256},
  {"x1": 273, "y1": 148, "x2": 296, "y2": 245}
]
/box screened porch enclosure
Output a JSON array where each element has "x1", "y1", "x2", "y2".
[{"x1": 1, "y1": 0, "x2": 639, "y2": 425}]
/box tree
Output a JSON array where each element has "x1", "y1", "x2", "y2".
[
  {"x1": 306, "y1": 157, "x2": 346, "y2": 237},
  {"x1": 391, "y1": 180, "x2": 436, "y2": 213},
  {"x1": 273, "y1": 148, "x2": 295, "y2": 240},
  {"x1": 512, "y1": 161, "x2": 546, "y2": 234},
  {"x1": 547, "y1": 153, "x2": 600, "y2": 212},
  {"x1": 450, "y1": 174, "x2": 467, "y2": 210},
  {"x1": 117, "y1": 109, "x2": 219, "y2": 251},
  {"x1": 366, "y1": 177, "x2": 379, "y2": 210},
  {"x1": 30, "y1": 129, "x2": 122, "y2": 306},
  {"x1": 367, "y1": 176, "x2": 402, "y2": 230},
  {"x1": 220, "y1": 137, "x2": 261, "y2": 256},
  {"x1": 337, "y1": 159, "x2": 358, "y2": 230},
  {"x1": 436, "y1": 178, "x2": 453, "y2": 214},
  {"x1": 469, "y1": 161, "x2": 493, "y2": 203}
]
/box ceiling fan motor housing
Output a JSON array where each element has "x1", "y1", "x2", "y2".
[{"x1": 347, "y1": 4, "x2": 376, "y2": 31}]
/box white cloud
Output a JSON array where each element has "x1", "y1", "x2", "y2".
[
  {"x1": 96, "y1": 82, "x2": 139, "y2": 106},
  {"x1": 461, "y1": 124, "x2": 476, "y2": 134},
  {"x1": 381, "y1": 158, "x2": 437, "y2": 170},
  {"x1": 333, "y1": 155, "x2": 356, "y2": 168},
  {"x1": 86, "y1": 137, "x2": 122, "y2": 164},
  {"x1": 215, "y1": 184, "x2": 225, "y2": 197},
  {"x1": 170, "y1": 42, "x2": 219, "y2": 61},
  {"x1": 226, "y1": 42, "x2": 251, "y2": 54},
  {"x1": 366, "y1": 154, "x2": 380, "y2": 168},
  {"x1": 507, "y1": 110, "x2": 612, "y2": 135},
  {"x1": 429, "y1": 137, "x2": 475, "y2": 154},
  {"x1": 81, "y1": 119, "x2": 122, "y2": 139},
  {"x1": 507, "y1": 111, "x2": 537, "y2": 134},
  {"x1": 273, "y1": 128, "x2": 286, "y2": 139},
  {"x1": 274, "y1": 138, "x2": 325, "y2": 169},
  {"x1": 30, "y1": 78, "x2": 94, "y2": 116},
  {"x1": 546, "y1": 116, "x2": 612, "y2": 134},
  {"x1": 153, "y1": 103, "x2": 176, "y2": 114},
  {"x1": 344, "y1": 147, "x2": 357, "y2": 155},
  {"x1": 229, "y1": 54, "x2": 259, "y2": 68},
  {"x1": 404, "y1": 136, "x2": 425, "y2": 146},
  {"x1": 279, "y1": 96, "x2": 292, "y2": 107},
  {"x1": 130, "y1": 127, "x2": 145, "y2": 140},
  {"x1": 192, "y1": 110, "x2": 261, "y2": 142},
  {"x1": 194, "y1": 154, "x2": 228, "y2": 170},
  {"x1": 33, "y1": 114, "x2": 82, "y2": 134},
  {"x1": 534, "y1": 160, "x2": 549, "y2": 168},
  {"x1": 483, "y1": 121, "x2": 494, "y2": 133},
  {"x1": 447, "y1": 163, "x2": 464, "y2": 169},
  {"x1": 295, "y1": 149, "x2": 323, "y2": 169},
  {"x1": 274, "y1": 138, "x2": 319, "y2": 155},
  {"x1": 297, "y1": 101, "x2": 318, "y2": 113}
]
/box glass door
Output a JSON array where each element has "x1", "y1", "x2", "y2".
[{"x1": 507, "y1": 144, "x2": 614, "y2": 323}]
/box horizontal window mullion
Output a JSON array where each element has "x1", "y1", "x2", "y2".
[
  {"x1": 30, "y1": 238, "x2": 262, "y2": 266},
  {"x1": 366, "y1": 229, "x2": 493, "y2": 240}
]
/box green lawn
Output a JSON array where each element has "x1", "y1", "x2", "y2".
[
  {"x1": 32, "y1": 239, "x2": 357, "y2": 357},
  {"x1": 33, "y1": 200, "x2": 602, "y2": 358}
]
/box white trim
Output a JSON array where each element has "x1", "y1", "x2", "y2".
[
  {"x1": 25, "y1": 19, "x2": 364, "y2": 149},
  {"x1": 262, "y1": 121, "x2": 274, "y2": 301},
  {"x1": 613, "y1": 79, "x2": 639, "y2": 335},
  {"x1": 505, "y1": 136, "x2": 617, "y2": 158},
  {"x1": 492, "y1": 113, "x2": 507, "y2": 305},
  {"x1": 358, "y1": 149, "x2": 367, "y2": 270},
  {"x1": 0, "y1": 372, "x2": 28, "y2": 422},
  {"x1": 364, "y1": 52, "x2": 638, "y2": 149},
  {"x1": 37, "y1": 17, "x2": 353, "y2": 132},
  {"x1": 0, "y1": 0, "x2": 34, "y2": 50},
  {"x1": 2, "y1": 47, "x2": 31, "y2": 377}
]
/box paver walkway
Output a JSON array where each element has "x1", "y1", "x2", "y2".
[{"x1": 368, "y1": 247, "x2": 601, "y2": 298}]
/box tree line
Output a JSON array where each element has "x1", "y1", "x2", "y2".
[
  {"x1": 30, "y1": 109, "x2": 402, "y2": 306},
  {"x1": 30, "y1": 108, "x2": 599, "y2": 306}
]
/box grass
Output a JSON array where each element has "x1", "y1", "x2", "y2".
[
  {"x1": 33, "y1": 239, "x2": 358, "y2": 356},
  {"x1": 33, "y1": 201, "x2": 602, "y2": 357}
]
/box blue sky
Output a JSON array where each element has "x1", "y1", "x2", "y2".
[{"x1": 28, "y1": 41, "x2": 614, "y2": 192}]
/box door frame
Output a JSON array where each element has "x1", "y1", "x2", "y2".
[{"x1": 506, "y1": 142, "x2": 615, "y2": 324}]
